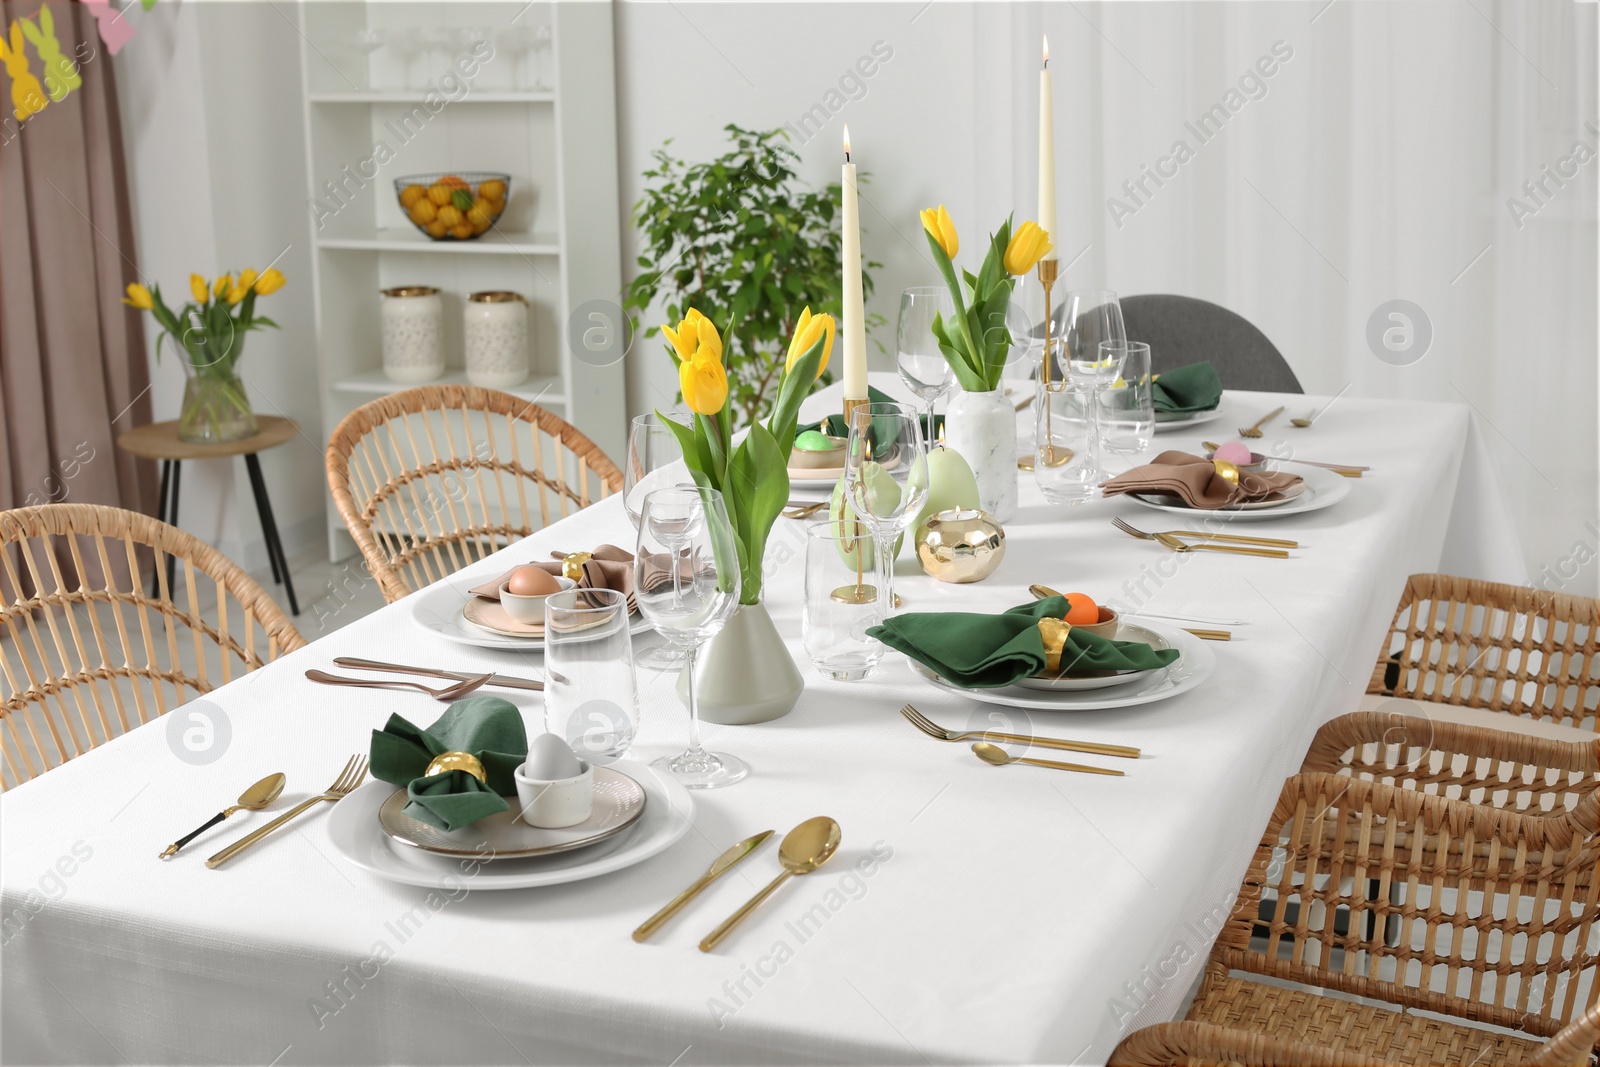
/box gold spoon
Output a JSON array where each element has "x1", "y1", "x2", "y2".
[
  {"x1": 699, "y1": 817, "x2": 840, "y2": 952},
  {"x1": 972, "y1": 741, "x2": 1123, "y2": 777},
  {"x1": 160, "y1": 772, "x2": 286, "y2": 859},
  {"x1": 1289, "y1": 407, "x2": 1318, "y2": 428}
]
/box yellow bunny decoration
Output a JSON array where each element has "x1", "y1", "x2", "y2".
[
  {"x1": 0, "y1": 21, "x2": 47, "y2": 120},
  {"x1": 20, "y1": 9, "x2": 82, "y2": 103}
]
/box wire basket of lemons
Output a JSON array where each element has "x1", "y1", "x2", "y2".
[{"x1": 395, "y1": 172, "x2": 511, "y2": 241}]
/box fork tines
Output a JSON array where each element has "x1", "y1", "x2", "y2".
[
  {"x1": 1112, "y1": 516, "x2": 1153, "y2": 540},
  {"x1": 332, "y1": 754, "x2": 369, "y2": 794}
]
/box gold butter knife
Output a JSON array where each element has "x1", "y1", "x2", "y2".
[{"x1": 632, "y1": 830, "x2": 774, "y2": 942}]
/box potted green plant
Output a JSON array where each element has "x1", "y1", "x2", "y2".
[{"x1": 625, "y1": 124, "x2": 882, "y2": 426}]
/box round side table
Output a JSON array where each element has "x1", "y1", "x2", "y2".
[{"x1": 116, "y1": 416, "x2": 301, "y2": 615}]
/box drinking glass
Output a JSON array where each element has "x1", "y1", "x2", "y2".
[
  {"x1": 803, "y1": 523, "x2": 886, "y2": 681},
  {"x1": 633, "y1": 487, "x2": 744, "y2": 789},
  {"x1": 543, "y1": 588, "x2": 638, "y2": 763},
  {"x1": 623, "y1": 413, "x2": 689, "y2": 529},
  {"x1": 1034, "y1": 379, "x2": 1099, "y2": 505},
  {"x1": 1057, "y1": 289, "x2": 1126, "y2": 386},
  {"x1": 844, "y1": 404, "x2": 928, "y2": 616},
  {"x1": 1098, "y1": 341, "x2": 1154, "y2": 455},
  {"x1": 1003, "y1": 300, "x2": 1043, "y2": 453},
  {"x1": 531, "y1": 25, "x2": 554, "y2": 89},
  {"x1": 896, "y1": 287, "x2": 953, "y2": 437},
  {"x1": 351, "y1": 28, "x2": 386, "y2": 87},
  {"x1": 387, "y1": 28, "x2": 423, "y2": 90},
  {"x1": 495, "y1": 25, "x2": 536, "y2": 89}
]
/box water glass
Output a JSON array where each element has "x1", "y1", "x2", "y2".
[
  {"x1": 1035, "y1": 381, "x2": 1099, "y2": 505},
  {"x1": 623, "y1": 412, "x2": 689, "y2": 529},
  {"x1": 543, "y1": 588, "x2": 638, "y2": 763},
  {"x1": 803, "y1": 523, "x2": 886, "y2": 681},
  {"x1": 896, "y1": 287, "x2": 954, "y2": 436},
  {"x1": 1099, "y1": 341, "x2": 1154, "y2": 455},
  {"x1": 844, "y1": 403, "x2": 928, "y2": 615},
  {"x1": 1057, "y1": 289, "x2": 1126, "y2": 385}
]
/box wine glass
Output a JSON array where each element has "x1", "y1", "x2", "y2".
[
  {"x1": 531, "y1": 25, "x2": 554, "y2": 90},
  {"x1": 495, "y1": 25, "x2": 536, "y2": 90},
  {"x1": 843, "y1": 403, "x2": 928, "y2": 616},
  {"x1": 1056, "y1": 289, "x2": 1126, "y2": 388},
  {"x1": 633, "y1": 487, "x2": 745, "y2": 789},
  {"x1": 386, "y1": 28, "x2": 423, "y2": 90},
  {"x1": 624, "y1": 414, "x2": 692, "y2": 672},
  {"x1": 896, "y1": 287, "x2": 953, "y2": 440},
  {"x1": 351, "y1": 28, "x2": 385, "y2": 88}
]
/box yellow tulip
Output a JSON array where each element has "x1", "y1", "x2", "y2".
[
  {"x1": 190, "y1": 274, "x2": 208, "y2": 303},
  {"x1": 225, "y1": 283, "x2": 247, "y2": 305},
  {"x1": 785, "y1": 306, "x2": 836, "y2": 379},
  {"x1": 254, "y1": 268, "x2": 286, "y2": 296},
  {"x1": 213, "y1": 275, "x2": 231, "y2": 299},
  {"x1": 679, "y1": 348, "x2": 728, "y2": 416},
  {"x1": 662, "y1": 306, "x2": 709, "y2": 362},
  {"x1": 919, "y1": 204, "x2": 958, "y2": 260},
  {"x1": 122, "y1": 283, "x2": 153, "y2": 310},
  {"x1": 236, "y1": 268, "x2": 258, "y2": 293},
  {"x1": 694, "y1": 310, "x2": 723, "y2": 364},
  {"x1": 1003, "y1": 220, "x2": 1054, "y2": 275}
]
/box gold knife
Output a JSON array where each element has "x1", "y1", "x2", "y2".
[
  {"x1": 632, "y1": 830, "x2": 774, "y2": 942},
  {"x1": 332, "y1": 657, "x2": 543, "y2": 691}
]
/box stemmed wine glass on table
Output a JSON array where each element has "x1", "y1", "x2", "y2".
[
  {"x1": 633, "y1": 486, "x2": 745, "y2": 789},
  {"x1": 842, "y1": 404, "x2": 928, "y2": 616},
  {"x1": 623, "y1": 413, "x2": 694, "y2": 671},
  {"x1": 896, "y1": 287, "x2": 954, "y2": 441},
  {"x1": 1043, "y1": 289, "x2": 1126, "y2": 484}
]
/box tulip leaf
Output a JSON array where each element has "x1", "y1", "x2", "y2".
[
  {"x1": 723, "y1": 421, "x2": 787, "y2": 605},
  {"x1": 768, "y1": 330, "x2": 827, "y2": 458}
]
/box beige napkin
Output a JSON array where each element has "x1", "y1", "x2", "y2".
[
  {"x1": 1101, "y1": 450, "x2": 1302, "y2": 509},
  {"x1": 469, "y1": 545, "x2": 637, "y2": 612}
]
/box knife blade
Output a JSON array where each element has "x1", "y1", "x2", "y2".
[
  {"x1": 632, "y1": 830, "x2": 775, "y2": 942},
  {"x1": 332, "y1": 657, "x2": 543, "y2": 692}
]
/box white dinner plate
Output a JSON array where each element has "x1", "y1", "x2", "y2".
[
  {"x1": 327, "y1": 760, "x2": 693, "y2": 889},
  {"x1": 1012, "y1": 621, "x2": 1174, "y2": 692},
  {"x1": 1126, "y1": 465, "x2": 1349, "y2": 522},
  {"x1": 409, "y1": 579, "x2": 652, "y2": 651},
  {"x1": 1153, "y1": 396, "x2": 1229, "y2": 433},
  {"x1": 908, "y1": 621, "x2": 1215, "y2": 711}
]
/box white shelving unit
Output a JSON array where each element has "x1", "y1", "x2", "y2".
[{"x1": 294, "y1": 2, "x2": 626, "y2": 561}]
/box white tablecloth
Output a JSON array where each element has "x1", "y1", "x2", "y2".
[{"x1": 2, "y1": 383, "x2": 1516, "y2": 1065}]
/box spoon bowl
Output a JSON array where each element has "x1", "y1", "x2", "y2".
[{"x1": 229, "y1": 772, "x2": 287, "y2": 816}]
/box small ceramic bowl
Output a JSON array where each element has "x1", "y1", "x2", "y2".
[
  {"x1": 513, "y1": 760, "x2": 595, "y2": 828},
  {"x1": 1078, "y1": 606, "x2": 1120, "y2": 639},
  {"x1": 788, "y1": 435, "x2": 848, "y2": 470},
  {"x1": 1205, "y1": 448, "x2": 1269, "y2": 473},
  {"x1": 497, "y1": 575, "x2": 576, "y2": 624}
]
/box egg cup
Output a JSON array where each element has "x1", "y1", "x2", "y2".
[
  {"x1": 513, "y1": 760, "x2": 595, "y2": 828},
  {"x1": 497, "y1": 575, "x2": 577, "y2": 624},
  {"x1": 1078, "y1": 606, "x2": 1121, "y2": 639}
]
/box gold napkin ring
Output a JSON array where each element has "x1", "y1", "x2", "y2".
[
  {"x1": 424, "y1": 751, "x2": 487, "y2": 784},
  {"x1": 561, "y1": 551, "x2": 594, "y2": 582},
  {"x1": 1037, "y1": 618, "x2": 1072, "y2": 675}
]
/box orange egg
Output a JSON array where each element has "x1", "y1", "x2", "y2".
[
  {"x1": 506, "y1": 565, "x2": 561, "y2": 597},
  {"x1": 1062, "y1": 593, "x2": 1099, "y2": 626}
]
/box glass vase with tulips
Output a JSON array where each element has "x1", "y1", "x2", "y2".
[{"x1": 122, "y1": 267, "x2": 285, "y2": 443}]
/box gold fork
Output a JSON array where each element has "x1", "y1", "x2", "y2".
[
  {"x1": 1237, "y1": 405, "x2": 1283, "y2": 438},
  {"x1": 1111, "y1": 517, "x2": 1288, "y2": 559},
  {"x1": 899, "y1": 704, "x2": 1139, "y2": 759},
  {"x1": 206, "y1": 755, "x2": 368, "y2": 869}
]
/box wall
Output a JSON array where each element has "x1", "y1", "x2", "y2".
[
  {"x1": 115, "y1": 0, "x2": 321, "y2": 570},
  {"x1": 613, "y1": 0, "x2": 1598, "y2": 594}
]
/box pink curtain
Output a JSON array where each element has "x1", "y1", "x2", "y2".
[{"x1": 0, "y1": 0, "x2": 155, "y2": 517}]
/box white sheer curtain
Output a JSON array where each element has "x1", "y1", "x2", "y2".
[{"x1": 1002, "y1": 0, "x2": 1597, "y2": 592}]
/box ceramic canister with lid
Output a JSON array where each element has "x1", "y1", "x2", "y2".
[
  {"x1": 379, "y1": 286, "x2": 444, "y2": 383},
  {"x1": 464, "y1": 290, "x2": 530, "y2": 388}
]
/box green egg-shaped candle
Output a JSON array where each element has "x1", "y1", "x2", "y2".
[
  {"x1": 908, "y1": 447, "x2": 981, "y2": 552},
  {"x1": 827, "y1": 465, "x2": 904, "y2": 569}
]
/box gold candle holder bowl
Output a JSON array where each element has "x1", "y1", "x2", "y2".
[
  {"x1": 424, "y1": 751, "x2": 487, "y2": 784},
  {"x1": 915, "y1": 508, "x2": 1005, "y2": 583}
]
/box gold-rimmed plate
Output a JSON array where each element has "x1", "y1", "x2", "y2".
[{"x1": 377, "y1": 766, "x2": 647, "y2": 860}]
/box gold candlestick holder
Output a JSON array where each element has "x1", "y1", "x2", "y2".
[
  {"x1": 833, "y1": 395, "x2": 876, "y2": 605},
  {"x1": 1035, "y1": 258, "x2": 1070, "y2": 467}
]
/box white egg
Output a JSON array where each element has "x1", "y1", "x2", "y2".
[{"x1": 524, "y1": 732, "x2": 584, "y2": 780}]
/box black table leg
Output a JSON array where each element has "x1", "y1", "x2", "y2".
[
  {"x1": 244, "y1": 454, "x2": 298, "y2": 616},
  {"x1": 151, "y1": 460, "x2": 172, "y2": 596},
  {"x1": 165, "y1": 460, "x2": 181, "y2": 596}
]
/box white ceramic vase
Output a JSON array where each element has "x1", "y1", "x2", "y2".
[
  {"x1": 943, "y1": 387, "x2": 1017, "y2": 522},
  {"x1": 677, "y1": 601, "x2": 804, "y2": 725}
]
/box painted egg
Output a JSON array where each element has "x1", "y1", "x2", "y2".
[
  {"x1": 525, "y1": 732, "x2": 584, "y2": 780},
  {"x1": 1062, "y1": 593, "x2": 1099, "y2": 626},
  {"x1": 506, "y1": 565, "x2": 561, "y2": 597},
  {"x1": 1213, "y1": 441, "x2": 1254, "y2": 466}
]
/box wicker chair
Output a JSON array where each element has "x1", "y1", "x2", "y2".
[
  {"x1": 1304, "y1": 575, "x2": 1600, "y2": 814},
  {"x1": 0, "y1": 504, "x2": 305, "y2": 789},
  {"x1": 1110, "y1": 772, "x2": 1600, "y2": 1067},
  {"x1": 326, "y1": 386, "x2": 623, "y2": 603}
]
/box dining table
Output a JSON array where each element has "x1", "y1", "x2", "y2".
[{"x1": 1, "y1": 377, "x2": 1519, "y2": 1065}]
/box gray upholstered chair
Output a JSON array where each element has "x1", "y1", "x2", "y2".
[{"x1": 1119, "y1": 294, "x2": 1302, "y2": 393}]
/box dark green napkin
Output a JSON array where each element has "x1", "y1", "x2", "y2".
[
  {"x1": 1151, "y1": 362, "x2": 1223, "y2": 414},
  {"x1": 369, "y1": 696, "x2": 529, "y2": 832},
  {"x1": 867, "y1": 596, "x2": 1180, "y2": 689},
  {"x1": 799, "y1": 384, "x2": 943, "y2": 444}
]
